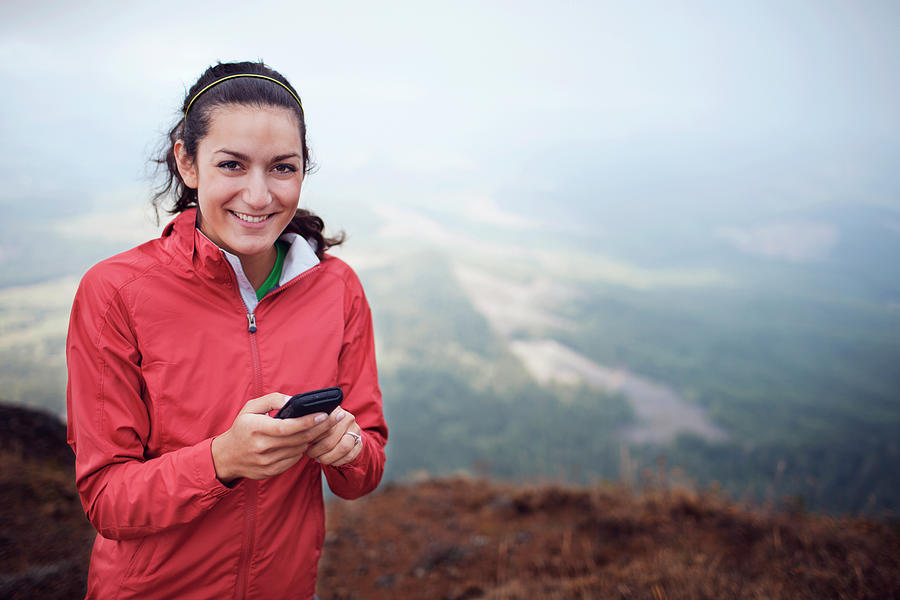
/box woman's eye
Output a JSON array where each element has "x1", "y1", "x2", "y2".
[
  {"x1": 273, "y1": 163, "x2": 298, "y2": 174},
  {"x1": 218, "y1": 160, "x2": 241, "y2": 171}
]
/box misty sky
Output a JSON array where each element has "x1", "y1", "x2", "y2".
[{"x1": 2, "y1": 1, "x2": 899, "y2": 231}]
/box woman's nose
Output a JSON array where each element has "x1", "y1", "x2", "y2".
[{"x1": 242, "y1": 170, "x2": 271, "y2": 208}]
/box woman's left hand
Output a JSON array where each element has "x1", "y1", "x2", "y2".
[{"x1": 306, "y1": 407, "x2": 363, "y2": 467}]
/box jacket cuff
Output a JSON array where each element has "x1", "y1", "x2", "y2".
[{"x1": 194, "y1": 437, "x2": 237, "y2": 498}]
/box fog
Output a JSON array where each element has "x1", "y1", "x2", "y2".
[{"x1": 2, "y1": 0, "x2": 898, "y2": 235}]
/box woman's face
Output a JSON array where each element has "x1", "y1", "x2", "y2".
[{"x1": 176, "y1": 104, "x2": 304, "y2": 260}]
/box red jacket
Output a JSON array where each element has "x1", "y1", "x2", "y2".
[{"x1": 66, "y1": 208, "x2": 387, "y2": 599}]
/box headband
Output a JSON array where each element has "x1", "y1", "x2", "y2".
[{"x1": 183, "y1": 74, "x2": 303, "y2": 122}]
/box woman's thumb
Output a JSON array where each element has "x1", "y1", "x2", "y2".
[{"x1": 240, "y1": 393, "x2": 291, "y2": 415}]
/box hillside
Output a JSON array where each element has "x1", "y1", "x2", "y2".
[
  {"x1": 0, "y1": 404, "x2": 94, "y2": 599},
  {"x1": 3, "y1": 200, "x2": 900, "y2": 514},
  {"x1": 2, "y1": 403, "x2": 898, "y2": 599},
  {"x1": 320, "y1": 478, "x2": 899, "y2": 599}
]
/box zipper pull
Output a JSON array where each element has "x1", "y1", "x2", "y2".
[{"x1": 247, "y1": 313, "x2": 257, "y2": 333}]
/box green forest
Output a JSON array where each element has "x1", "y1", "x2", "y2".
[{"x1": 361, "y1": 246, "x2": 900, "y2": 515}]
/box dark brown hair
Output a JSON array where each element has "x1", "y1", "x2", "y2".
[{"x1": 152, "y1": 60, "x2": 343, "y2": 258}]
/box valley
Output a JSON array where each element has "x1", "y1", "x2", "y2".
[{"x1": 1, "y1": 198, "x2": 898, "y2": 514}]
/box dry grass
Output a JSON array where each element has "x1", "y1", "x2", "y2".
[
  {"x1": 319, "y1": 478, "x2": 900, "y2": 600},
  {"x1": 2, "y1": 403, "x2": 897, "y2": 600},
  {"x1": 0, "y1": 405, "x2": 93, "y2": 599}
]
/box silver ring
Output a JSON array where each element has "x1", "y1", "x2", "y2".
[{"x1": 344, "y1": 431, "x2": 362, "y2": 446}]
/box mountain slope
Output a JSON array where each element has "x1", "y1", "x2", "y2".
[
  {"x1": 2, "y1": 403, "x2": 897, "y2": 600},
  {"x1": 321, "y1": 477, "x2": 899, "y2": 599}
]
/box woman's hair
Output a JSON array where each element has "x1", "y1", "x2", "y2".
[{"x1": 152, "y1": 60, "x2": 343, "y2": 258}]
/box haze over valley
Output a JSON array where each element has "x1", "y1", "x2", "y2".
[
  {"x1": 3, "y1": 186, "x2": 898, "y2": 514},
  {"x1": 2, "y1": 1, "x2": 899, "y2": 515}
]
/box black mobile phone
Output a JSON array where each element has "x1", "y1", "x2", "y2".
[{"x1": 274, "y1": 387, "x2": 343, "y2": 419}]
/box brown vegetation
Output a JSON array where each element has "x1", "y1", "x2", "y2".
[
  {"x1": 1, "y1": 403, "x2": 898, "y2": 599},
  {"x1": 0, "y1": 404, "x2": 93, "y2": 599},
  {"x1": 319, "y1": 477, "x2": 900, "y2": 599}
]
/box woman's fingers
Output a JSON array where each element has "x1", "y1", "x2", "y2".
[
  {"x1": 305, "y1": 408, "x2": 350, "y2": 458},
  {"x1": 261, "y1": 406, "x2": 342, "y2": 441},
  {"x1": 307, "y1": 408, "x2": 363, "y2": 466},
  {"x1": 315, "y1": 428, "x2": 363, "y2": 466},
  {"x1": 321, "y1": 430, "x2": 364, "y2": 467},
  {"x1": 254, "y1": 451, "x2": 307, "y2": 479},
  {"x1": 259, "y1": 445, "x2": 311, "y2": 468}
]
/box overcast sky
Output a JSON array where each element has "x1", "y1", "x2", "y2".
[{"x1": 2, "y1": 0, "x2": 899, "y2": 230}]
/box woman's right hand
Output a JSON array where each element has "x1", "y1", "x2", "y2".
[{"x1": 210, "y1": 393, "x2": 335, "y2": 485}]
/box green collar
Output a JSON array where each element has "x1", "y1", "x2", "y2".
[{"x1": 255, "y1": 239, "x2": 289, "y2": 300}]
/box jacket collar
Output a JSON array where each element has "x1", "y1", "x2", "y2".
[
  {"x1": 161, "y1": 208, "x2": 228, "y2": 282},
  {"x1": 161, "y1": 208, "x2": 320, "y2": 311}
]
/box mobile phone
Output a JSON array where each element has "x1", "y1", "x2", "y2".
[{"x1": 274, "y1": 387, "x2": 343, "y2": 419}]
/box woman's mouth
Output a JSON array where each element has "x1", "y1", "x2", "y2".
[{"x1": 230, "y1": 211, "x2": 272, "y2": 224}]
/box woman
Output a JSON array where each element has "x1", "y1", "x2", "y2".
[{"x1": 66, "y1": 61, "x2": 387, "y2": 599}]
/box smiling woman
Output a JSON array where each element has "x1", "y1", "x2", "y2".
[{"x1": 66, "y1": 61, "x2": 387, "y2": 600}]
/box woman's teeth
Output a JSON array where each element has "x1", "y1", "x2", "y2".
[{"x1": 232, "y1": 211, "x2": 270, "y2": 223}]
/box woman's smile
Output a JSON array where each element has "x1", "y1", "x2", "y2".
[{"x1": 230, "y1": 210, "x2": 275, "y2": 225}]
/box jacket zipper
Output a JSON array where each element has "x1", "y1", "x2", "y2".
[
  {"x1": 232, "y1": 281, "x2": 261, "y2": 600},
  {"x1": 231, "y1": 262, "x2": 319, "y2": 599},
  {"x1": 243, "y1": 263, "x2": 321, "y2": 334},
  {"x1": 235, "y1": 479, "x2": 257, "y2": 600},
  {"x1": 236, "y1": 329, "x2": 262, "y2": 600}
]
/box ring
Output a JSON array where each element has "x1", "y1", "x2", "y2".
[{"x1": 344, "y1": 431, "x2": 362, "y2": 446}]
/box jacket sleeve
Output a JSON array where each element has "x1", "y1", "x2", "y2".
[
  {"x1": 66, "y1": 270, "x2": 235, "y2": 540},
  {"x1": 322, "y1": 266, "x2": 388, "y2": 499}
]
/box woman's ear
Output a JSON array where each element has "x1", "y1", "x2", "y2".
[{"x1": 174, "y1": 140, "x2": 198, "y2": 189}]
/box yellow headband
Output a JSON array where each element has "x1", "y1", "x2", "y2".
[{"x1": 183, "y1": 74, "x2": 303, "y2": 123}]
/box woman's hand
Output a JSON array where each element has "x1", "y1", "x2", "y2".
[
  {"x1": 211, "y1": 393, "x2": 342, "y2": 485},
  {"x1": 306, "y1": 407, "x2": 364, "y2": 467}
]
